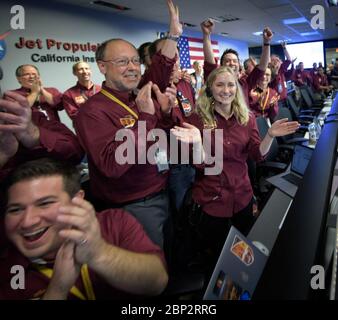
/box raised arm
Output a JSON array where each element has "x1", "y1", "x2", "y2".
[
  {"x1": 281, "y1": 41, "x2": 292, "y2": 62},
  {"x1": 160, "y1": 0, "x2": 183, "y2": 59},
  {"x1": 257, "y1": 27, "x2": 273, "y2": 71},
  {"x1": 201, "y1": 19, "x2": 216, "y2": 65}
]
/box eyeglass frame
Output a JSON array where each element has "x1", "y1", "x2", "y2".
[{"x1": 100, "y1": 56, "x2": 141, "y2": 67}]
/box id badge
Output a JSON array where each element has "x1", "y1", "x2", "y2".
[
  {"x1": 181, "y1": 98, "x2": 193, "y2": 117},
  {"x1": 154, "y1": 148, "x2": 169, "y2": 173}
]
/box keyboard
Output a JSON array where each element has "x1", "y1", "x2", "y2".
[{"x1": 282, "y1": 173, "x2": 302, "y2": 186}]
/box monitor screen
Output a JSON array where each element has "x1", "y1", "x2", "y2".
[
  {"x1": 291, "y1": 145, "x2": 313, "y2": 175},
  {"x1": 286, "y1": 41, "x2": 324, "y2": 69}
]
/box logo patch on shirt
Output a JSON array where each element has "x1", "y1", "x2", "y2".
[
  {"x1": 203, "y1": 120, "x2": 217, "y2": 130},
  {"x1": 270, "y1": 95, "x2": 279, "y2": 105},
  {"x1": 119, "y1": 115, "x2": 136, "y2": 128},
  {"x1": 75, "y1": 95, "x2": 86, "y2": 104}
]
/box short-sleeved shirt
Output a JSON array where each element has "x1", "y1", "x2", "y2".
[
  {"x1": 12, "y1": 87, "x2": 63, "y2": 122},
  {"x1": 188, "y1": 112, "x2": 263, "y2": 218},
  {"x1": 0, "y1": 209, "x2": 165, "y2": 300},
  {"x1": 63, "y1": 82, "x2": 101, "y2": 120}
]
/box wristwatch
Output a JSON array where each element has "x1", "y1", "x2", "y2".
[{"x1": 166, "y1": 34, "x2": 180, "y2": 42}]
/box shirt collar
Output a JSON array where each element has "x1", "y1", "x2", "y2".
[
  {"x1": 19, "y1": 86, "x2": 31, "y2": 93},
  {"x1": 76, "y1": 81, "x2": 94, "y2": 91}
]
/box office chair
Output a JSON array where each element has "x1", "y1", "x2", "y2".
[
  {"x1": 300, "y1": 86, "x2": 322, "y2": 112},
  {"x1": 287, "y1": 94, "x2": 316, "y2": 122},
  {"x1": 306, "y1": 85, "x2": 324, "y2": 104},
  {"x1": 253, "y1": 117, "x2": 289, "y2": 203},
  {"x1": 275, "y1": 106, "x2": 309, "y2": 144}
]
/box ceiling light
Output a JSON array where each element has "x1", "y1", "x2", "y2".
[
  {"x1": 283, "y1": 17, "x2": 307, "y2": 25},
  {"x1": 300, "y1": 31, "x2": 319, "y2": 36}
]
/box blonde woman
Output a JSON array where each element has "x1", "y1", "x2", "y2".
[{"x1": 171, "y1": 66, "x2": 299, "y2": 269}]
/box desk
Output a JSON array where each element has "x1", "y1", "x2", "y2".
[{"x1": 248, "y1": 189, "x2": 292, "y2": 253}]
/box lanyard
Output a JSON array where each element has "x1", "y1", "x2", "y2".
[
  {"x1": 34, "y1": 264, "x2": 96, "y2": 300},
  {"x1": 101, "y1": 89, "x2": 139, "y2": 120},
  {"x1": 260, "y1": 88, "x2": 270, "y2": 114}
]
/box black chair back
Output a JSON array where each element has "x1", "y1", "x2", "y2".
[{"x1": 256, "y1": 117, "x2": 279, "y2": 161}]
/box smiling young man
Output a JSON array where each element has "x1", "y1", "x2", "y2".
[
  {"x1": 0, "y1": 158, "x2": 168, "y2": 300},
  {"x1": 62, "y1": 62, "x2": 101, "y2": 121}
]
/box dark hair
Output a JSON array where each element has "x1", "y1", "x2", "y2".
[
  {"x1": 243, "y1": 59, "x2": 251, "y2": 71},
  {"x1": 15, "y1": 64, "x2": 40, "y2": 77},
  {"x1": 220, "y1": 49, "x2": 240, "y2": 66},
  {"x1": 4, "y1": 158, "x2": 81, "y2": 204},
  {"x1": 138, "y1": 42, "x2": 152, "y2": 64},
  {"x1": 148, "y1": 39, "x2": 164, "y2": 60},
  {"x1": 95, "y1": 38, "x2": 137, "y2": 61},
  {"x1": 148, "y1": 38, "x2": 180, "y2": 62}
]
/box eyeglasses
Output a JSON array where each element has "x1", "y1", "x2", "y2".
[
  {"x1": 20, "y1": 73, "x2": 38, "y2": 78},
  {"x1": 102, "y1": 57, "x2": 141, "y2": 67}
]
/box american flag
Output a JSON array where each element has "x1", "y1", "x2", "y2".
[{"x1": 178, "y1": 36, "x2": 220, "y2": 69}]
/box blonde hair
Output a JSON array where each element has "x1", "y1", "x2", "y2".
[{"x1": 196, "y1": 66, "x2": 249, "y2": 127}]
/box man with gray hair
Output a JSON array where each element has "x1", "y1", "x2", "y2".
[{"x1": 9, "y1": 64, "x2": 63, "y2": 122}]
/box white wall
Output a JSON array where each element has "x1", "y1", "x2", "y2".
[{"x1": 0, "y1": 0, "x2": 249, "y2": 129}]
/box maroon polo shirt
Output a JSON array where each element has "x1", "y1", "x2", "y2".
[
  {"x1": 249, "y1": 87, "x2": 279, "y2": 121},
  {"x1": 269, "y1": 60, "x2": 291, "y2": 101},
  {"x1": 312, "y1": 73, "x2": 329, "y2": 92},
  {"x1": 0, "y1": 209, "x2": 165, "y2": 300},
  {"x1": 139, "y1": 51, "x2": 177, "y2": 92},
  {"x1": 12, "y1": 87, "x2": 63, "y2": 122},
  {"x1": 203, "y1": 61, "x2": 264, "y2": 106},
  {"x1": 74, "y1": 83, "x2": 168, "y2": 205},
  {"x1": 188, "y1": 112, "x2": 263, "y2": 218},
  {"x1": 63, "y1": 82, "x2": 101, "y2": 120},
  {"x1": 294, "y1": 69, "x2": 310, "y2": 87}
]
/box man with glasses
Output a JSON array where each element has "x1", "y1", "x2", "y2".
[
  {"x1": 74, "y1": 38, "x2": 177, "y2": 249},
  {"x1": 62, "y1": 61, "x2": 101, "y2": 122},
  {"x1": 8, "y1": 64, "x2": 63, "y2": 122}
]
